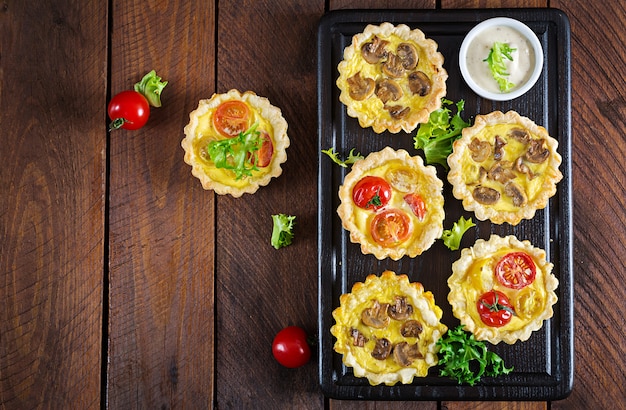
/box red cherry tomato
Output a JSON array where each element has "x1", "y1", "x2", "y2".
[
  {"x1": 108, "y1": 90, "x2": 150, "y2": 130},
  {"x1": 477, "y1": 290, "x2": 515, "y2": 327},
  {"x1": 370, "y1": 208, "x2": 412, "y2": 247},
  {"x1": 272, "y1": 326, "x2": 312, "y2": 368},
  {"x1": 255, "y1": 131, "x2": 273, "y2": 167},
  {"x1": 212, "y1": 100, "x2": 251, "y2": 137},
  {"x1": 495, "y1": 252, "x2": 537, "y2": 289},
  {"x1": 352, "y1": 176, "x2": 392, "y2": 210},
  {"x1": 403, "y1": 193, "x2": 426, "y2": 220}
]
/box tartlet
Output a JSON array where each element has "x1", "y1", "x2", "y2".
[
  {"x1": 447, "y1": 110, "x2": 562, "y2": 225},
  {"x1": 447, "y1": 234, "x2": 559, "y2": 345},
  {"x1": 336, "y1": 22, "x2": 448, "y2": 134},
  {"x1": 337, "y1": 147, "x2": 445, "y2": 260},
  {"x1": 182, "y1": 89, "x2": 289, "y2": 197},
  {"x1": 331, "y1": 270, "x2": 448, "y2": 386}
]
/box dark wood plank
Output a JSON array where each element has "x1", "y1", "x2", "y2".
[
  {"x1": 549, "y1": 0, "x2": 626, "y2": 408},
  {"x1": 107, "y1": 1, "x2": 216, "y2": 408},
  {"x1": 0, "y1": 0, "x2": 107, "y2": 407},
  {"x1": 213, "y1": 1, "x2": 325, "y2": 408}
]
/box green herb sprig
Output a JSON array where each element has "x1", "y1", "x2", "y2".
[
  {"x1": 321, "y1": 147, "x2": 364, "y2": 168},
  {"x1": 484, "y1": 42, "x2": 517, "y2": 92},
  {"x1": 442, "y1": 216, "x2": 476, "y2": 251},
  {"x1": 206, "y1": 123, "x2": 262, "y2": 180}
]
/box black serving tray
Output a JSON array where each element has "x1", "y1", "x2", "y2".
[{"x1": 317, "y1": 8, "x2": 573, "y2": 401}]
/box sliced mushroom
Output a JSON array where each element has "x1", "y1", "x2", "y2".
[
  {"x1": 384, "y1": 104, "x2": 410, "y2": 119},
  {"x1": 392, "y1": 342, "x2": 422, "y2": 367},
  {"x1": 400, "y1": 320, "x2": 423, "y2": 338},
  {"x1": 514, "y1": 156, "x2": 535, "y2": 179},
  {"x1": 361, "y1": 35, "x2": 389, "y2": 64},
  {"x1": 382, "y1": 53, "x2": 405, "y2": 78},
  {"x1": 350, "y1": 328, "x2": 367, "y2": 347},
  {"x1": 493, "y1": 135, "x2": 507, "y2": 161},
  {"x1": 375, "y1": 79, "x2": 403, "y2": 104},
  {"x1": 487, "y1": 162, "x2": 516, "y2": 184},
  {"x1": 371, "y1": 337, "x2": 392, "y2": 360},
  {"x1": 504, "y1": 181, "x2": 528, "y2": 207},
  {"x1": 387, "y1": 296, "x2": 414, "y2": 321},
  {"x1": 361, "y1": 300, "x2": 390, "y2": 329},
  {"x1": 347, "y1": 72, "x2": 375, "y2": 101},
  {"x1": 408, "y1": 71, "x2": 431, "y2": 96},
  {"x1": 473, "y1": 186, "x2": 501, "y2": 205},
  {"x1": 524, "y1": 138, "x2": 550, "y2": 163},
  {"x1": 468, "y1": 138, "x2": 491, "y2": 162},
  {"x1": 396, "y1": 42, "x2": 419, "y2": 70},
  {"x1": 509, "y1": 128, "x2": 531, "y2": 145}
]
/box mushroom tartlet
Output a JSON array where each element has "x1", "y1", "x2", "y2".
[
  {"x1": 336, "y1": 22, "x2": 448, "y2": 134},
  {"x1": 447, "y1": 235, "x2": 559, "y2": 345},
  {"x1": 447, "y1": 110, "x2": 562, "y2": 225},
  {"x1": 182, "y1": 89, "x2": 289, "y2": 197},
  {"x1": 331, "y1": 270, "x2": 448, "y2": 386},
  {"x1": 337, "y1": 147, "x2": 445, "y2": 260}
]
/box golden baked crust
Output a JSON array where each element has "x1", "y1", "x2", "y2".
[
  {"x1": 337, "y1": 147, "x2": 445, "y2": 260},
  {"x1": 181, "y1": 89, "x2": 289, "y2": 197},
  {"x1": 331, "y1": 270, "x2": 448, "y2": 386},
  {"x1": 447, "y1": 110, "x2": 562, "y2": 225},
  {"x1": 336, "y1": 23, "x2": 448, "y2": 134},
  {"x1": 447, "y1": 234, "x2": 559, "y2": 345}
]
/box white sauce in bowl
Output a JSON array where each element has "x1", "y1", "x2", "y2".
[{"x1": 466, "y1": 25, "x2": 535, "y2": 94}]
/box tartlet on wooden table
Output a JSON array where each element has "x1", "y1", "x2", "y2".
[
  {"x1": 331, "y1": 270, "x2": 448, "y2": 386},
  {"x1": 336, "y1": 22, "x2": 448, "y2": 134},
  {"x1": 337, "y1": 147, "x2": 445, "y2": 260},
  {"x1": 447, "y1": 110, "x2": 563, "y2": 225},
  {"x1": 182, "y1": 89, "x2": 289, "y2": 197}
]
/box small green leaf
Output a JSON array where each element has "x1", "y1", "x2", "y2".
[
  {"x1": 442, "y1": 216, "x2": 476, "y2": 250},
  {"x1": 134, "y1": 70, "x2": 168, "y2": 107},
  {"x1": 206, "y1": 122, "x2": 262, "y2": 180},
  {"x1": 322, "y1": 147, "x2": 364, "y2": 168},
  {"x1": 271, "y1": 214, "x2": 296, "y2": 249},
  {"x1": 483, "y1": 42, "x2": 517, "y2": 92}
]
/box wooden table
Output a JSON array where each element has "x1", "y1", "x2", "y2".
[{"x1": 2, "y1": 0, "x2": 625, "y2": 409}]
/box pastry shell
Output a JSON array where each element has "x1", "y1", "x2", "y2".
[
  {"x1": 447, "y1": 110, "x2": 562, "y2": 225},
  {"x1": 447, "y1": 234, "x2": 559, "y2": 345},
  {"x1": 182, "y1": 89, "x2": 289, "y2": 197},
  {"x1": 337, "y1": 22, "x2": 448, "y2": 134},
  {"x1": 337, "y1": 147, "x2": 445, "y2": 260},
  {"x1": 331, "y1": 270, "x2": 448, "y2": 386}
]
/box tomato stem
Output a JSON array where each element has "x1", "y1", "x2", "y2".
[{"x1": 109, "y1": 118, "x2": 128, "y2": 131}]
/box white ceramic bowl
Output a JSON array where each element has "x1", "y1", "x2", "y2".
[{"x1": 459, "y1": 17, "x2": 543, "y2": 101}]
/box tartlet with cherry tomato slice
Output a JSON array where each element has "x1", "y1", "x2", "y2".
[
  {"x1": 447, "y1": 234, "x2": 559, "y2": 345},
  {"x1": 182, "y1": 89, "x2": 289, "y2": 197},
  {"x1": 337, "y1": 147, "x2": 445, "y2": 260}
]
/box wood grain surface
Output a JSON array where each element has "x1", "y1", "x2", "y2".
[{"x1": 1, "y1": 0, "x2": 625, "y2": 409}]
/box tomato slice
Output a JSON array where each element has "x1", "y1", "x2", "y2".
[
  {"x1": 495, "y1": 252, "x2": 537, "y2": 289},
  {"x1": 212, "y1": 100, "x2": 251, "y2": 137},
  {"x1": 477, "y1": 290, "x2": 515, "y2": 327},
  {"x1": 255, "y1": 132, "x2": 273, "y2": 167},
  {"x1": 403, "y1": 193, "x2": 426, "y2": 220},
  {"x1": 370, "y1": 209, "x2": 411, "y2": 247},
  {"x1": 352, "y1": 176, "x2": 392, "y2": 210}
]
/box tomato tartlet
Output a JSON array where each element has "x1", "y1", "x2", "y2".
[
  {"x1": 447, "y1": 234, "x2": 559, "y2": 345},
  {"x1": 182, "y1": 89, "x2": 289, "y2": 197},
  {"x1": 336, "y1": 22, "x2": 448, "y2": 134},
  {"x1": 331, "y1": 270, "x2": 448, "y2": 386},
  {"x1": 337, "y1": 147, "x2": 445, "y2": 260},
  {"x1": 447, "y1": 110, "x2": 562, "y2": 225}
]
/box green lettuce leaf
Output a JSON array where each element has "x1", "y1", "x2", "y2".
[
  {"x1": 271, "y1": 214, "x2": 296, "y2": 249},
  {"x1": 134, "y1": 70, "x2": 168, "y2": 107},
  {"x1": 442, "y1": 216, "x2": 476, "y2": 251}
]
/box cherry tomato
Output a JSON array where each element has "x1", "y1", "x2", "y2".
[
  {"x1": 370, "y1": 208, "x2": 412, "y2": 247},
  {"x1": 476, "y1": 290, "x2": 515, "y2": 327},
  {"x1": 495, "y1": 252, "x2": 537, "y2": 289},
  {"x1": 352, "y1": 176, "x2": 392, "y2": 210},
  {"x1": 403, "y1": 193, "x2": 426, "y2": 220},
  {"x1": 272, "y1": 326, "x2": 312, "y2": 368},
  {"x1": 108, "y1": 90, "x2": 150, "y2": 130},
  {"x1": 255, "y1": 131, "x2": 273, "y2": 167},
  {"x1": 212, "y1": 100, "x2": 251, "y2": 137}
]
